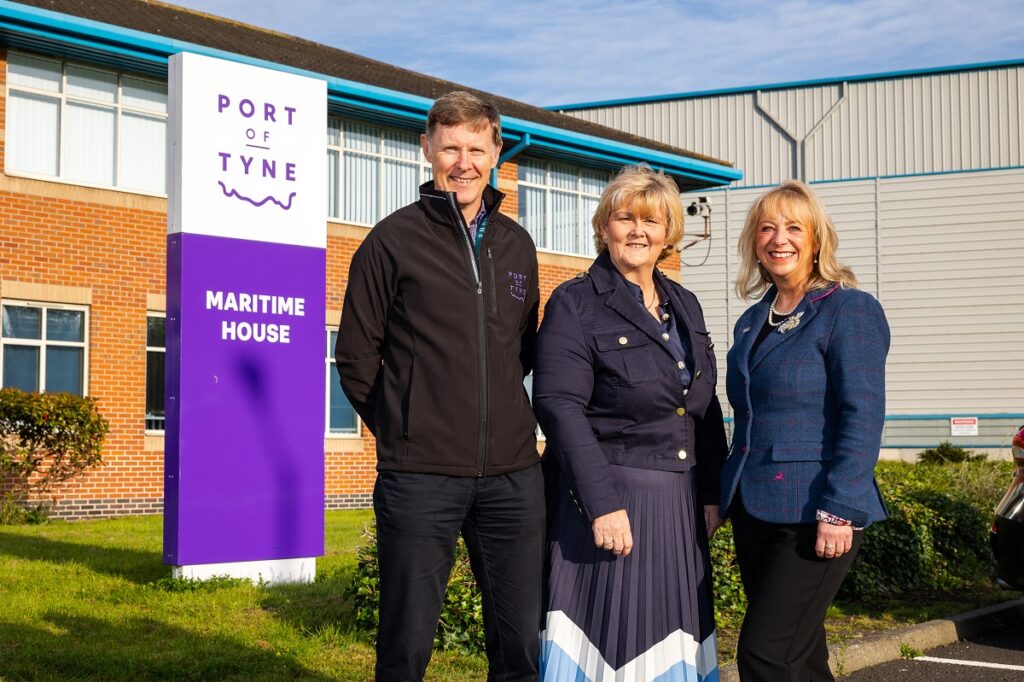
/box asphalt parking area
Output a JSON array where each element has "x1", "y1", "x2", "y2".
[{"x1": 843, "y1": 625, "x2": 1024, "y2": 680}]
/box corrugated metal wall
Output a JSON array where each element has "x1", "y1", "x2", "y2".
[
  {"x1": 681, "y1": 168, "x2": 1024, "y2": 446},
  {"x1": 561, "y1": 65, "x2": 1024, "y2": 187},
  {"x1": 562, "y1": 63, "x2": 1024, "y2": 448}
]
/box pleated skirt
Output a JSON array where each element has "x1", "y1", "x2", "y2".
[{"x1": 540, "y1": 465, "x2": 718, "y2": 682}]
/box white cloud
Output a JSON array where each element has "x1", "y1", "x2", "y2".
[{"x1": 167, "y1": 0, "x2": 1024, "y2": 105}]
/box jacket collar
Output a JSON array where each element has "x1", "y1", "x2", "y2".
[
  {"x1": 418, "y1": 181, "x2": 505, "y2": 228},
  {"x1": 741, "y1": 283, "x2": 840, "y2": 372},
  {"x1": 588, "y1": 251, "x2": 684, "y2": 351}
]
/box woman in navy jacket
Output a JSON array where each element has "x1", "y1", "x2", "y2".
[
  {"x1": 535, "y1": 165, "x2": 728, "y2": 681},
  {"x1": 721, "y1": 180, "x2": 890, "y2": 681}
]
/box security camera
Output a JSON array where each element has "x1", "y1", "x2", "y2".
[{"x1": 686, "y1": 196, "x2": 711, "y2": 218}]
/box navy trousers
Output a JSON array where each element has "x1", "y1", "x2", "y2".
[
  {"x1": 731, "y1": 500, "x2": 862, "y2": 682},
  {"x1": 373, "y1": 464, "x2": 545, "y2": 682}
]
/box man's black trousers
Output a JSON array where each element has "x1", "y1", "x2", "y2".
[{"x1": 373, "y1": 464, "x2": 545, "y2": 681}]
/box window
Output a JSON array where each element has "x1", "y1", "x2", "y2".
[
  {"x1": 1, "y1": 301, "x2": 88, "y2": 395},
  {"x1": 5, "y1": 51, "x2": 168, "y2": 195},
  {"x1": 326, "y1": 118, "x2": 432, "y2": 226},
  {"x1": 146, "y1": 314, "x2": 165, "y2": 431},
  {"x1": 326, "y1": 330, "x2": 359, "y2": 435},
  {"x1": 518, "y1": 158, "x2": 611, "y2": 257}
]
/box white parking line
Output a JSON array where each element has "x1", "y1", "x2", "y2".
[{"x1": 916, "y1": 656, "x2": 1024, "y2": 671}]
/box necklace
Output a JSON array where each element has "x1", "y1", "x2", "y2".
[
  {"x1": 767, "y1": 292, "x2": 797, "y2": 327},
  {"x1": 644, "y1": 291, "x2": 660, "y2": 312}
]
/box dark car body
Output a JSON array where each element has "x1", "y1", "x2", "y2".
[{"x1": 991, "y1": 425, "x2": 1024, "y2": 590}]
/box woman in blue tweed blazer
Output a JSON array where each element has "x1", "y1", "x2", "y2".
[{"x1": 721, "y1": 180, "x2": 890, "y2": 681}]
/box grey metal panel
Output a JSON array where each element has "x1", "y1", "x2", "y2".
[
  {"x1": 879, "y1": 170, "x2": 1024, "y2": 414},
  {"x1": 882, "y1": 418, "x2": 1023, "y2": 448},
  {"x1": 566, "y1": 64, "x2": 1024, "y2": 185}
]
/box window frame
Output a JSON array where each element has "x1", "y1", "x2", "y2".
[
  {"x1": 325, "y1": 116, "x2": 433, "y2": 227},
  {"x1": 517, "y1": 158, "x2": 611, "y2": 258},
  {"x1": 0, "y1": 299, "x2": 90, "y2": 396},
  {"x1": 145, "y1": 312, "x2": 166, "y2": 434},
  {"x1": 4, "y1": 50, "x2": 169, "y2": 197},
  {"x1": 325, "y1": 327, "x2": 361, "y2": 437}
]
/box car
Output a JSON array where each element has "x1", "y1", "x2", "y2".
[{"x1": 990, "y1": 424, "x2": 1024, "y2": 590}]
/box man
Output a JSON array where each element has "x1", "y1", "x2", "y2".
[{"x1": 336, "y1": 91, "x2": 543, "y2": 681}]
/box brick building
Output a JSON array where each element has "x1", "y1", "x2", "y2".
[{"x1": 0, "y1": 0, "x2": 740, "y2": 518}]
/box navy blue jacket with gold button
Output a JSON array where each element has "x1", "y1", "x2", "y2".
[{"x1": 533, "y1": 251, "x2": 728, "y2": 522}]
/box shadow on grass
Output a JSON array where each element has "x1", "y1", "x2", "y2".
[
  {"x1": 0, "y1": 531, "x2": 168, "y2": 584},
  {"x1": 260, "y1": 566, "x2": 361, "y2": 636},
  {"x1": 0, "y1": 611, "x2": 333, "y2": 681}
]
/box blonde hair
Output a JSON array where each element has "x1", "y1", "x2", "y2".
[
  {"x1": 591, "y1": 164, "x2": 684, "y2": 262},
  {"x1": 735, "y1": 179, "x2": 858, "y2": 300}
]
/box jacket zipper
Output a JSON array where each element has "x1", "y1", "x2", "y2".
[{"x1": 444, "y1": 193, "x2": 489, "y2": 477}]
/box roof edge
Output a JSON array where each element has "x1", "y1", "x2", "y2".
[
  {"x1": 547, "y1": 58, "x2": 1024, "y2": 111},
  {"x1": 0, "y1": 0, "x2": 741, "y2": 187}
]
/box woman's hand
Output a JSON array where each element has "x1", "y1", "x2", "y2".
[
  {"x1": 815, "y1": 520, "x2": 853, "y2": 559},
  {"x1": 592, "y1": 509, "x2": 633, "y2": 556},
  {"x1": 704, "y1": 505, "x2": 723, "y2": 539}
]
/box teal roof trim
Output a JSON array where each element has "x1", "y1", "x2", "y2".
[{"x1": 0, "y1": 0, "x2": 741, "y2": 187}]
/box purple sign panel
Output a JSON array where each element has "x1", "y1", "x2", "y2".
[{"x1": 164, "y1": 232, "x2": 325, "y2": 565}]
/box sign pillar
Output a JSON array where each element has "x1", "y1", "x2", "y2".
[{"x1": 164, "y1": 52, "x2": 327, "y2": 583}]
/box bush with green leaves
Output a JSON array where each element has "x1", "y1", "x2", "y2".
[
  {"x1": 347, "y1": 523, "x2": 485, "y2": 655},
  {"x1": 917, "y1": 441, "x2": 985, "y2": 464},
  {"x1": 0, "y1": 387, "x2": 109, "y2": 512},
  {"x1": 347, "y1": 460, "x2": 1007, "y2": 650}
]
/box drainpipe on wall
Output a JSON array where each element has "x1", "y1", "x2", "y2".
[
  {"x1": 490, "y1": 133, "x2": 532, "y2": 186},
  {"x1": 753, "y1": 83, "x2": 847, "y2": 181}
]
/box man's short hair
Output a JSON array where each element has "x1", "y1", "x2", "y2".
[{"x1": 426, "y1": 91, "x2": 503, "y2": 148}]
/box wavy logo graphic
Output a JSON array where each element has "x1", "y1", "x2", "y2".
[{"x1": 217, "y1": 181, "x2": 296, "y2": 210}]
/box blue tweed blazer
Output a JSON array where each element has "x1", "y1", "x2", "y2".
[{"x1": 720, "y1": 284, "x2": 890, "y2": 527}]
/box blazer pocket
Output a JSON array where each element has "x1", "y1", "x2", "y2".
[
  {"x1": 770, "y1": 441, "x2": 832, "y2": 462},
  {"x1": 594, "y1": 328, "x2": 658, "y2": 384}
]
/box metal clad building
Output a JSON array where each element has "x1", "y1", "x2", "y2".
[{"x1": 553, "y1": 61, "x2": 1024, "y2": 451}]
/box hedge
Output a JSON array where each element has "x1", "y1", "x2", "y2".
[{"x1": 348, "y1": 460, "x2": 1009, "y2": 652}]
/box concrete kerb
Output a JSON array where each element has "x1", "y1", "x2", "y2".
[{"x1": 718, "y1": 596, "x2": 1024, "y2": 680}]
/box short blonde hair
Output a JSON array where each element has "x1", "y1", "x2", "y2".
[
  {"x1": 591, "y1": 165, "x2": 684, "y2": 262},
  {"x1": 735, "y1": 179, "x2": 858, "y2": 300}
]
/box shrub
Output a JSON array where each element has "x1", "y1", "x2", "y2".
[
  {"x1": 347, "y1": 461, "x2": 1007, "y2": 647},
  {"x1": 917, "y1": 441, "x2": 984, "y2": 464},
  {"x1": 840, "y1": 461, "x2": 1004, "y2": 599},
  {"x1": 348, "y1": 523, "x2": 485, "y2": 655},
  {"x1": 0, "y1": 387, "x2": 110, "y2": 505}
]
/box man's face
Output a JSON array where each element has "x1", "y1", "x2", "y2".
[{"x1": 421, "y1": 121, "x2": 501, "y2": 220}]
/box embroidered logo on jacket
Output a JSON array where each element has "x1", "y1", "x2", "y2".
[{"x1": 507, "y1": 271, "x2": 527, "y2": 301}]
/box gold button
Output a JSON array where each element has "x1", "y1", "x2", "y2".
[
  {"x1": 618, "y1": 336, "x2": 628, "y2": 345},
  {"x1": 676, "y1": 407, "x2": 686, "y2": 416},
  {"x1": 677, "y1": 449, "x2": 688, "y2": 460},
  {"x1": 695, "y1": 370, "x2": 703, "y2": 379},
  {"x1": 661, "y1": 332, "x2": 670, "y2": 341},
  {"x1": 661, "y1": 313, "x2": 670, "y2": 321},
  {"x1": 677, "y1": 361, "x2": 685, "y2": 369}
]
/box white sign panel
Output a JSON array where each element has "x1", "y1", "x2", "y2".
[
  {"x1": 950, "y1": 417, "x2": 979, "y2": 437},
  {"x1": 168, "y1": 52, "x2": 326, "y2": 248}
]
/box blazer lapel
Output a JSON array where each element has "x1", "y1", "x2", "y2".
[
  {"x1": 749, "y1": 284, "x2": 838, "y2": 371},
  {"x1": 732, "y1": 294, "x2": 769, "y2": 380}
]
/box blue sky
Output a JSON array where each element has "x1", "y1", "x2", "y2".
[{"x1": 167, "y1": 0, "x2": 1023, "y2": 107}]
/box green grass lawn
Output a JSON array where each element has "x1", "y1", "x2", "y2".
[
  {"x1": 0, "y1": 509, "x2": 1012, "y2": 680},
  {"x1": 0, "y1": 511, "x2": 485, "y2": 681}
]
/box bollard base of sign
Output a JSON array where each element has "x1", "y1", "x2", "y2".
[{"x1": 172, "y1": 557, "x2": 316, "y2": 586}]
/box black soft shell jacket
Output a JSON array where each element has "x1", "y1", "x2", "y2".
[{"x1": 335, "y1": 182, "x2": 540, "y2": 476}]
